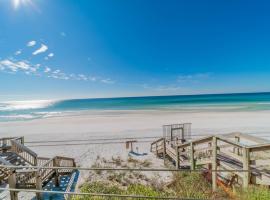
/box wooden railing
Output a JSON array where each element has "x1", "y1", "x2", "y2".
[
  {"x1": 152, "y1": 133, "x2": 270, "y2": 190},
  {"x1": 10, "y1": 139, "x2": 37, "y2": 166},
  {"x1": 37, "y1": 157, "x2": 50, "y2": 166},
  {"x1": 55, "y1": 156, "x2": 76, "y2": 174},
  {"x1": 14, "y1": 169, "x2": 37, "y2": 189},
  {"x1": 38, "y1": 158, "x2": 55, "y2": 183},
  {"x1": 0, "y1": 137, "x2": 24, "y2": 152}
]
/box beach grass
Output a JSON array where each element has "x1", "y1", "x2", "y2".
[{"x1": 236, "y1": 185, "x2": 270, "y2": 200}]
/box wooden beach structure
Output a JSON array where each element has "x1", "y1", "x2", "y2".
[
  {"x1": 151, "y1": 123, "x2": 270, "y2": 192},
  {"x1": 0, "y1": 137, "x2": 76, "y2": 200}
]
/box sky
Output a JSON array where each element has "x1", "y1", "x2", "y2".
[{"x1": 1, "y1": 0, "x2": 270, "y2": 101}]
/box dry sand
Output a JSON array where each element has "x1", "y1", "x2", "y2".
[{"x1": 1, "y1": 110, "x2": 270, "y2": 167}]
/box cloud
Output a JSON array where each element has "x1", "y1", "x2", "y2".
[
  {"x1": 15, "y1": 50, "x2": 22, "y2": 55},
  {"x1": 44, "y1": 67, "x2": 51, "y2": 73},
  {"x1": 0, "y1": 59, "x2": 36, "y2": 73},
  {"x1": 78, "y1": 74, "x2": 88, "y2": 81},
  {"x1": 154, "y1": 85, "x2": 182, "y2": 91},
  {"x1": 27, "y1": 41, "x2": 36, "y2": 47},
  {"x1": 48, "y1": 53, "x2": 54, "y2": 57},
  {"x1": 88, "y1": 76, "x2": 97, "y2": 82},
  {"x1": 44, "y1": 53, "x2": 54, "y2": 60},
  {"x1": 177, "y1": 73, "x2": 211, "y2": 83},
  {"x1": 53, "y1": 69, "x2": 61, "y2": 74},
  {"x1": 32, "y1": 44, "x2": 48, "y2": 55},
  {"x1": 1, "y1": 41, "x2": 114, "y2": 84},
  {"x1": 101, "y1": 78, "x2": 115, "y2": 84}
]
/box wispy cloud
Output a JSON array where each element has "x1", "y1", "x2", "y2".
[
  {"x1": 154, "y1": 85, "x2": 182, "y2": 91},
  {"x1": 27, "y1": 41, "x2": 36, "y2": 47},
  {"x1": 177, "y1": 73, "x2": 211, "y2": 83},
  {"x1": 44, "y1": 67, "x2": 51, "y2": 73},
  {"x1": 48, "y1": 53, "x2": 54, "y2": 57},
  {"x1": 0, "y1": 59, "x2": 37, "y2": 73},
  {"x1": 32, "y1": 44, "x2": 48, "y2": 55},
  {"x1": 1, "y1": 41, "x2": 115, "y2": 84},
  {"x1": 101, "y1": 78, "x2": 115, "y2": 84},
  {"x1": 15, "y1": 50, "x2": 22, "y2": 55}
]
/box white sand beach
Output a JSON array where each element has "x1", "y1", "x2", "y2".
[
  {"x1": 1, "y1": 110, "x2": 270, "y2": 199},
  {"x1": 1, "y1": 110, "x2": 270, "y2": 167}
]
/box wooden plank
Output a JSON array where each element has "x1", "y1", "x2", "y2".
[
  {"x1": 163, "y1": 138, "x2": 166, "y2": 164},
  {"x1": 219, "y1": 149, "x2": 243, "y2": 162},
  {"x1": 218, "y1": 136, "x2": 246, "y2": 148},
  {"x1": 249, "y1": 144, "x2": 270, "y2": 152},
  {"x1": 252, "y1": 174, "x2": 270, "y2": 185},
  {"x1": 219, "y1": 161, "x2": 244, "y2": 178},
  {"x1": 242, "y1": 147, "x2": 250, "y2": 188},
  {"x1": 35, "y1": 171, "x2": 43, "y2": 200},
  {"x1": 8, "y1": 172, "x2": 18, "y2": 200},
  {"x1": 190, "y1": 142, "x2": 195, "y2": 170},
  {"x1": 212, "y1": 136, "x2": 217, "y2": 191},
  {"x1": 196, "y1": 158, "x2": 211, "y2": 165},
  {"x1": 175, "y1": 146, "x2": 179, "y2": 169},
  {"x1": 238, "y1": 133, "x2": 270, "y2": 144},
  {"x1": 250, "y1": 159, "x2": 270, "y2": 166}
]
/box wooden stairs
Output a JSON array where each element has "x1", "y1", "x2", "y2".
[
  {"x1": 0, "y1": 137, "x2": 77, "y2": 200},
  {"x1": 151, "y1": 131, "x2": 270, "y2": 191}
]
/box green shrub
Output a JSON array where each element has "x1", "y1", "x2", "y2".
[{"x1": 236, "y1": 185, "x2": 270, "y2": 200}]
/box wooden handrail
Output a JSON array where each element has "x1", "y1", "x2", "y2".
[
  {"x1": 217, "y1": 136, "x2": 247, "y2": 148},
  {"x1": 151, "y1": 138, "x2": 164, "y2": 145},
  {"x1": 248, "y1": 143, "x2": 270, "y2": 152},
  {"x1": 11, "y1": 139, "x2": 38, "y2": 166},
  {"x1": 11, "y1": 139, "x2": 37, "y2": 157}
]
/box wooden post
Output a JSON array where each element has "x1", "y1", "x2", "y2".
[
  {"x1": 3, "y1": 138, "x2": 7, "y2": 153},
  {"x1": 8, "y1": 171, "x2": 18, "y2": 200},
  {"x1": 155, "y1": 142, "x2": 158, "y2": 157},
  {"x1": 163, "y1": 138, "x2": 166, "y2": 164},
  {"x1": 212, "y1": 136, "x2": 217, "y2": 192},
  {"x1": 35, "y1": 171, "x2": 43, "y2": 200},
  {"x1": 242, "y1": 147, "x2": 250, "y2": 188},
  {"x1": 234, "y1": 136, "x2": 240, "y2": 155},
  {"x1": 176, "y1": 146, "x2": 180, "y2": 169},
  {"x1": 190, "y1": 142, "x2": 195, "y2": 170},
  {"x1": 53, "y1": 158, "x2": 60, "y2": 187}
]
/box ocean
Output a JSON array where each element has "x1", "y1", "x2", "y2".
[{"x1": 1, "y1": 92, "x2": 270, "y2": 122}]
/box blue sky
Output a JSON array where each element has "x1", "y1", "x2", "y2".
[{"x1": 1, "y1": 0, "x2": 270, "y2": 101}]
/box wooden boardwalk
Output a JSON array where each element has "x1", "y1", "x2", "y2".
[
  {"x1": 0, "y1": 137, "x2": 76, "y2": 200},
  {"x1": 151, "y1": 124, "x2": 270, "y2": 191}
]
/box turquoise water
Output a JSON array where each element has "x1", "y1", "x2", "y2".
[{"x1": 1, "y1": 92, "x2": 270, "y2": 121}]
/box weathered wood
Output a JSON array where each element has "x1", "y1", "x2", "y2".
[
  {"x1": 176, "y1": 146, "x2": 180, "y2": 169},
  {"x1": 190, "y1": 142, "x2": 195, "y2": 170},
  {"x1": 218, "y1": 136, "x2": 246, "y2": 148},
  {"x1": 35, "y1": 171, "x2": 43, "y2": 200},
  {"x1": 242, "y1": 147, "x2": 250, "y2": 188},
  {"x1": 8, "y1": 172, "x2": 18, "y2": 200},
  {"x1": 163, "y1": 138, "x2": 166, "y2": 164},
  {"x1": 219, "y1": 149, "x2": 242, "y2": 162},
  {"x1": 212, "y1": 136, "x2": 217, "y2": 191},
  {"x1": 249, "y1": 143, "x2": 270, "y2": 152},
  {"x1": 234, "y1": 136, "x2": 240, "y2": 155}
]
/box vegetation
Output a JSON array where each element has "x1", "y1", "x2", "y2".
[
  {"x1": 73, "y1": 156, "x2": 230, "y2": 200},
  {"x1": 236, "y1": 186, "x2": 270, "y2": 200},
  {"x1": 73, "y1": 182, "x2": 171, "y2": 200}
]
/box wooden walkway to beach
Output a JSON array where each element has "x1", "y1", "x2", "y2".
[
  {"x1": 0, "y1": 137, "x2": 76, "y2": 200},
  {"x1": 151, "y1": 124, "x2": 270, "y2": 191}
]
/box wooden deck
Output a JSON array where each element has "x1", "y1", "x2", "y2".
[
  {"x1": 151, "y1": 132, "x2": 270, "y2": 191},
  {"x1": 0, "y1": 137, "x2": 76, "y2": 200}
]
